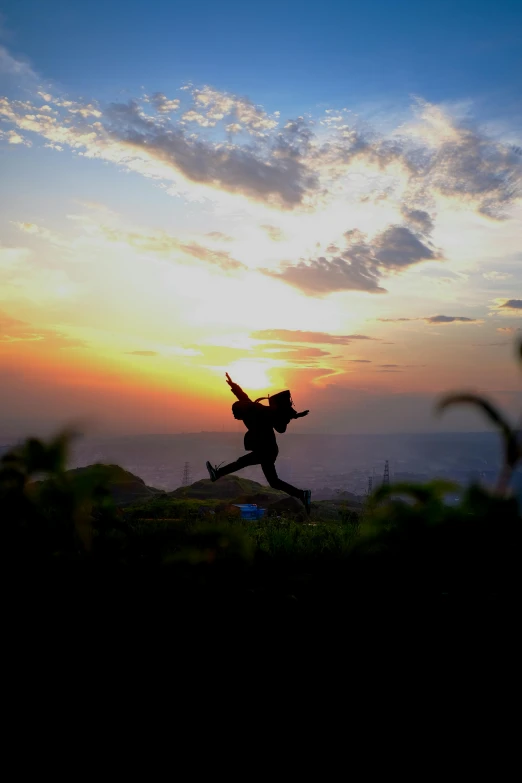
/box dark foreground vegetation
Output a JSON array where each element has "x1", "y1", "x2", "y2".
[{"x1": 2, "y1": 343, "x2": 521, "y2": 653}]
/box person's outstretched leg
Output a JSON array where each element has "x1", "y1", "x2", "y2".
[
  {"x1": 206, "y1": 451, "x2": 259, "y2": 481},
  {"x1": 261, "y1": 460, "x2": 311, "y2": 515}
]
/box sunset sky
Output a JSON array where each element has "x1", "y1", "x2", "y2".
[{"x1": 0, "y1": 0, "x2": 521, "y2": 436}]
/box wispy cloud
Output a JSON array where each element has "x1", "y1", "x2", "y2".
[
  {"x1": 378, "y1": 315, "x2": 480, "y2": 324},
  {"x1": 0, "y1": 312, "x2": 87, "y2": 348},
  {"x1": 260, "y1": 224, "x2": 286, "y2": 241},
  {"x1": 252, "y1": 329, "x2": 377, "y2": 344},
  {"x1": 101, "y1": 226, "x2": 246, "y2": 271}
]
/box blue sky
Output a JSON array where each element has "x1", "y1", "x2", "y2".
[
  {"x1": 3, "y1": 0, "x2": 521, "y2": 110},
  {"x1": 0, "y1": 1, "x2": 521, "y2": 435}
]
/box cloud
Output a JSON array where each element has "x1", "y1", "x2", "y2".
[
  {"x1": 102, "y1": 100, "x2": 316, "y2": 208},
  {"x1": 373, "y1": 225, "x2": 440, "y2": 268},
  {"x1": 2, "y1": 49, "x2": 519, "y2": 221},
  {"x1": 426, "y1": 315, "x2": 477, "y2": 323},
  {"x1": 251, "y1": 329, "x2": 376, "y2": 345},
  {"x1": 259, "y1": 346, "x2": 331, "y2": 360},
  {"x1": 327, "y1": 99, "x2": 522, "y2": 219},
  {"x1": 181, "y1": 109, "x2": 217, "y2": 127},
  {"x1": 346, "y1": 359, "x2": 372, "y2": 363},
  {"x1": 101, "y1": 226, "x2": 246, "y2": 271},
  {"x1": 377, "y1": 315, "x2": 479, "y2": 324},
  {"x1": 192, "y1": 86, "x2": 279, "y2": 135},
  {"x1": 483, "y1": 271, "x2": 512, "y2": 281},
  {"x1": 500, "y1": 299, "x2": 522, "y2": 310},
  {"x1": 205, "y1": 231, "x2": 234, "y2": 242},
  {"x1": 0, "y1": 44, "x2": 37, "y2": 80},
  {"x1": 264, "y1": 253, "x2": 386, "y2": 296},
  {"x1": 13, "y1": 221, "x2": 67, "y2": 245},
  {"x1": 0, "y1": 92, "x2": 317, "y2": 209},
  {"x1": 264, "y1": 224, "x2": 441, "y2": 296},
  {"x1": 179, "y1": 241, "x2": 246, "y2": 271},
  {"x1": 400, "y1": 207, "x2": 434, "y2": 234},
  {"x1": 497, "y1": 326, "x2": 521, "y2": 334},
  {"x1": 125, "y1": 350, "x2": 158, "y2": 356},
  {"x1": 474, "y1": 341, "x2": 509, "y2": 347},
  {"x1": 0, "y1": 128, "x2": 31, "y2": 146},
  {"x1": 378, "y1": 364, "x2": 400, "y2": 368},
  {"x1": 260, "y1": 224, "x2": 286, "y2": 241},
  {"x1": 0, "y1": 312, "x2": 87, "y2": 348},
  {"x1": 146, "y1": 93, "x2": 180, "y2": 114}
]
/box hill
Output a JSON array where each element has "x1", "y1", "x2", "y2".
[
  {"x1": 33, "y1": 463, "x2": 165, "y2": 506},
  {"x1": 169, "y1": 475, "x2": 286, "y2": 502}
]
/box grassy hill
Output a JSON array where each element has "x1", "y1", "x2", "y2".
[
  {"x1": 33, "y1": 463, "x2": 165, "y2": 506},
  {"x1": 169, "y1": 475, "x2": 286, "y2": 502}
]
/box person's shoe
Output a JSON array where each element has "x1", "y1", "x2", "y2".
[
  {"x1": 206, "y1": 461, "x2": 218, "y2": 482},
  {"x1": 303, "y1": 489, "x2": 312, "y2": 516}
]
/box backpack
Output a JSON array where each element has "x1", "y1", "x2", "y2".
[
  {"x1": 254, "y1": 390, "x2": 295, "y2": 433},
  {"x1": 254, "y1": 389, "x2": 294, "y2": 411}
]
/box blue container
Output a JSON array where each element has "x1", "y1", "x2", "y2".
[{"x1": 233, "y1": 504, "x2": 266, "y2": 520}]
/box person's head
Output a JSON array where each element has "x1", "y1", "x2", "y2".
[{"x1": 232, "y1": 401, "x2": 246, "y2": 420}]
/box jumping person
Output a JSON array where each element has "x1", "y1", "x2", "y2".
[{"x1": 205, "y1": 373, "x2": 312, "y2": 515}]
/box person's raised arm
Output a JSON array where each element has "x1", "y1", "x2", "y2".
[{"x1": 225, "y1": 372, "x2": 252, "y2": 402}]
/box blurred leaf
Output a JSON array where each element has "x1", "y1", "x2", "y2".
[
  {"x1": 437, "y1": 394, "x2": 511, "y2": 433},
  {"x1": 437, "y1": 393, "x2": 520, "y2": 469},
  {"x1": 374, "y1": 480, "x2": 459, "y2": 505}
]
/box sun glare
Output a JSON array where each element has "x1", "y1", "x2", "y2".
[{"x1": 226, "y1": 360, "x2": 272, "y2": 391}]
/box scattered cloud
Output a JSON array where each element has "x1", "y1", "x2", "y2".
[
  {"x1": 326, "y1": 98, "x2": 522, "y2": 219},
  {"x1": 0, "y1": 128, "x2": 31, "y2": 145},
  {"x1": 346, "y1": 359, "x2": 372, "y2": 363},
  {"x1": 500, "y1": 299, "x2": 522, "y2": 309},
  {"x1": 192, "y1": 86, "x2": 279, "y2": 135},
  {"x1": 497, "y1": 326, "x2": 521, "y2": 334},
  {"x1": 146, "y1": 93, "x2": 180, "y2": 114},
  {"x1": 2, "y1": 49, "x2": 520, "y2": 221},
  {"x1": 125, "y1": 350, "x2": 159, "y2": 356}
]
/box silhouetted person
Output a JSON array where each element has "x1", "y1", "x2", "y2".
[{"x1": 206, "y1": 373, "x2": 312, "y2": 515}]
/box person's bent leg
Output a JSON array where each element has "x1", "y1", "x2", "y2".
[
  {"x1": 261, "y1": 460, "x2": 304, "y2": 500},
  {"x1": 215, "y1": 451, "x2": 260, "y2": 479}
]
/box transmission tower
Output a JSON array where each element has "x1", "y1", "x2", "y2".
[
  {"x1": 181, "y1": 461, "x2": 192, "y2": 486},
  {"x1": 383, "y1": 460, "x2": 390, "y2": 486}
]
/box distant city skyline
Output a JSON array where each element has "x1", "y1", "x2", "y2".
[{"x1": 1, "y1": 1, "x2": 521, "y2": 436}]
